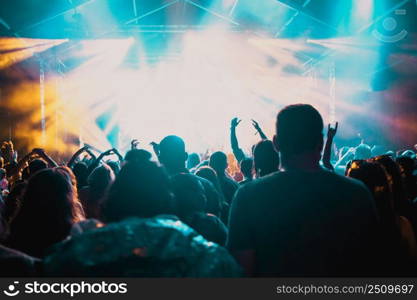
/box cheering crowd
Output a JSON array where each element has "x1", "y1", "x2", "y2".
[{"x1": 0, "y1": 104, "x2": 416, "y2": 277}]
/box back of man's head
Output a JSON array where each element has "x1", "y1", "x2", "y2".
[
  {"x1": 275, "y1": 104, "x2": 324, "y2": 156},
  {"x1": 158, "y1": 135, "x2": 187, "y2": 171},
  {"x1": 209, "y1": 152, "x2": 228, "y2": 174},
  {"x1": 253, "y1": 140, "x2": 279, "y2": 177},
  {"x1": 28, "y1": 159, "x2": 48, "y2": 176}
]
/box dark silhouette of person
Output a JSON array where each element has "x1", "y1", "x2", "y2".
[
  {"x1": 346, "y1": 160, "x2": 417, "y2": 275},
  {"x1": 28, "y1": 159, "x2": 47, "y2": 177},
  {"x1": 239, "y1": 158, "x2": 253, "y2": 185},
  {"x1": 7, "y1": 167, "x2": 85, "y2": 257},
  {"x1": 195, "y1": 166, "x2": 229, "y2": 224},
  {"x1": 46, "y1": 158, "x2": 240, "y2": 277},
  {"x1": 209, "y1": 151, "x2": 239, "y2": 205},
  {"x1": 157, "y1": 135, "x2": 223, "y2": 217},
  {"x1": 79, "y1": 164, "x2": 115, "y2": 220},
  {"x1": 72, "y1": 162, "x2": 89, "y2": 190},
  {"x1": 370, "y1": 155, "x2": 417, "y2": 242},
  {"x1": 227, "y1": 104, "x2": 380, "y2": 277},
  {"x1": 103, "y1": 157, "x2": 174, "y2": 222},
  {"x1": 158, "y1": 136, "x2": 189, "y2": 175},
  {"x1": 252, "y1": 140, "x2": 279, "y2": 177},
  {"x1": 171, "y1": 173, "x2": 227, "y2": 246}
]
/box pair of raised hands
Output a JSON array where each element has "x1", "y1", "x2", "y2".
[
  {"x1": 130, "y1": 139, "x2": 158, "y2": 152},
  {"x1": 101, "y1": 148, "x2": 121, "y2": 156},
  {"x1": 231, "y1": 118, "x2": 262, "y2": 131}
]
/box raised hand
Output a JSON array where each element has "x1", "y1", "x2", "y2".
[
  {"x1": 327, "y1": 122, "x2": 338, "y2": 140},
  {"x1": 251, "y1": 119, "x2": 267, "y2": 140},
  {"x1": 102, "y1": 149, "x2": 114, "y2": 156},
  {"x1": 231, "y1": 118, "x2": 241, "y2": 128},
  {"x1": 31, "y1": 148, "x2": 58, "y2": 167},
  {"x1": 251, "y1": 119, "x2": 261, "y2": 131}
]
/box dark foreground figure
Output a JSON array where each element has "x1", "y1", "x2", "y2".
[
  {"x1": 0, "y1": 104, "x2": 416, "y2": 277},
  {"x1": 228, "y1": 105, "x2": 379, "y2": 276}
]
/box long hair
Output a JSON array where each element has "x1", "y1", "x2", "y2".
[
  {"x1": 7, "y1": 167, "x2": 84, "y2": 257},
  {"x1": 102, "y1": 160, "x2": 174, "y2": 223},
  {"x1": 82, "y1": 164, "x2": 115, "y2": 219}
]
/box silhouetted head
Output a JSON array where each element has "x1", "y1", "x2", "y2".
[
  {"x1": 105, "y1": 160, "x2": 120, "y2": 176},
  {"x1": 187, "y1": 153, "x2": 201, "y2": 170},
  {"x1": 103, "y1": 160, "x2": 174, "y2": 223},
  {"x1": 124, "y1": 149, "x2": 152, "y2": 164},
  {"x1": 83, "y1": 164, "x2": 115, "y2": 219},
  {"x1": 88, "y1": 164, "x2": 115, "y2": 198},
  {"x1": 195, "y1": 166, "x2": 221, "y2": 191},
  {"x1": 158, "y1": 135, "x2": 188, "y2": 174},
  {"x1": 369, "y1": 155, "x2": 407, "y2": 214},
  {"x1": 354, "y1": 144, "x2": 372, "y2": 160},
  {"x1": 72, "y1": 162, "x2": 89, "y2": 188},
  {"x1": 28, "y1": 159, "x2": 47, "y2": 177},
  {"x1": 9, "y1": 167, "x2": 85, "y2": 256},
  {"x1": 171, "y1": 173, "x2": 206, "y2": 220},
  {"x1": 209, "y1": 152, "x2": 228, "y2": 175},
  {"x1": 274, "y1": 104, "x2": 323, "y2": 166},
  {"x1": 346, "y1": 160, "x2": 394, "y2": 222},
  {"x1": 239, "y1": 158, "x2": 253, "y2": 180},
  {"x1": 253, "y1": 140, "x2": 279, "y2": 177}
]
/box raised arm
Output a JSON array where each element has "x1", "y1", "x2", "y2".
[
  {"x1": 322, "y1": 122, "x2": 338, "y2": 171},
  {"x1": 67, "y1": 146, "x2": 89, "y2": 168},
  {"x1": 88, "y1": 149, "x2": 114, "y2": 172},
  {"x1": 230, "y1": 118, "x2": 245, "y2": 163},
  {"x1": 251, "y1": 119, "x2": 267, "y2": 140},
  {"x1": 32, "y1": 148, "x2": 58, "y2": 168},
  {"x1": 112, "y1": 148, "x2": 124, "y2": 162}
]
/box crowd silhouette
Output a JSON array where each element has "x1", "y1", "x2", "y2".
[{"x1": 0, "y1": 104, "x2": 416, "y2": 277}]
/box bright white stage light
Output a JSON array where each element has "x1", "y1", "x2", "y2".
[{"x1": 58, "y1": 31, "x2": 334, "y2": 154}]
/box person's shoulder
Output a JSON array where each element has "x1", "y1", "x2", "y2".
[
  {"x1": 319, "y1": 169, "x2": 370, "y2": 194},
  {"x1": 237, "y1": 171, "x2": 281, "y2": 194},
  {"x1": 222, "y1": 175, "x2": 239, "y2": 187},
  {"x1": 194, "y1": 175, "x2": 215, "y2": 189}
]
